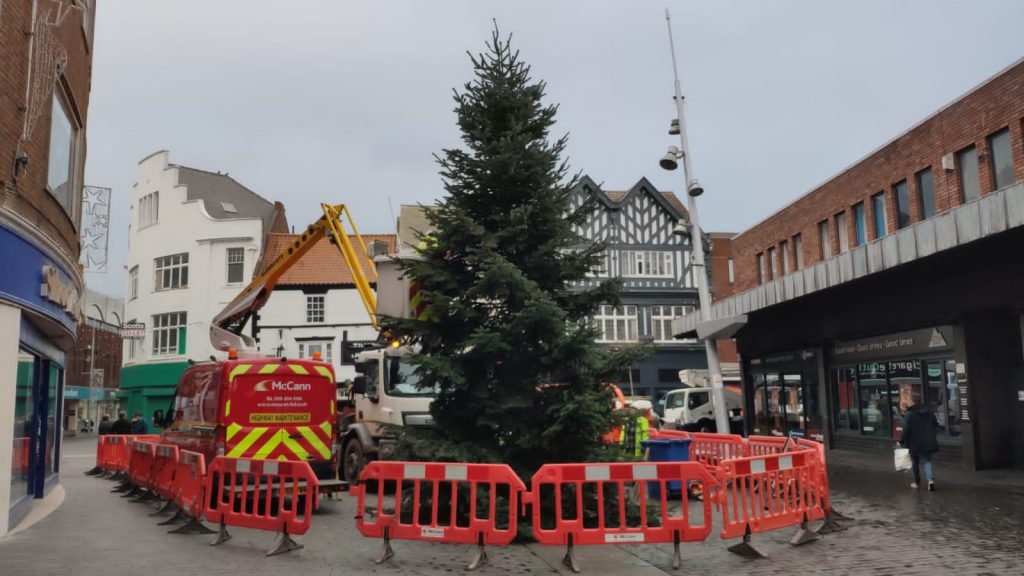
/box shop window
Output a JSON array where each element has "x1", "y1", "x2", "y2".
[
  {"x1": 751, "y1": 373, "x2": 769, "y2": 435},
  {"x1": 987, "y1": 128, "x2": 1014, "y2": 190},
  {"x1": 957, "y1": 145, "x2": 980, "y2": 202},
  {"x1": 926, "y1": 360, "x2": 961, "y2": 437},
  {"x1": 916, "y1": 168, "x2": 936, "y2": 219},
  {"x1": 10, "y1": 351, "x2": 35, "y2": 505},
  {"x1": 226, "y1": 247, "x2": 245, "y2": 285},
  {"x1": 893, "y1": 181, "x2": 911, "y2": 229},
  {"x1": 888, "y1": 359, "x2": 922, "y2": 436},
  {"x1": 45, "y1": 366, "x2": 60, "y2": 477},
  {"x1": 306, "y1": 295, "x2": 325, "y2": 323},
  {"x1": 871, "y1": 192, "x2": 887, "y2": 239},
  {"x1": 857, "y1": 362, "x2": 889, "y2": 438},
  {"x1": 834, "y1": 367, "x2": 857, "y2": 432},
  {"x1": 47, "y1": 92, "x2": 78, "y2": 218}
]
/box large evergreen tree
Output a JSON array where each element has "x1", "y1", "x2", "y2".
[{"x1": 390, "y1": 28, "x2": 631, "y2": 478}]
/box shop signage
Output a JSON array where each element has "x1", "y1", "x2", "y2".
[
  {"x1": 955, "y1": 363, "x2": 971, "y2": 422},
  {"x1": 40, "y1": 264, "x2": 82, "y2": 321},
  {"x1": 749, "y1": 348, "x2": 817, "y2": 371},
  {"x1": 122, "y1": 322, "x2": 146, "y2": 339},
  {"x1": 831, "y1": 326, "x2": 954, "y2": 363}
]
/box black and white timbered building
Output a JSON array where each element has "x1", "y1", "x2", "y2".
[{"x1": 569, "y1": 176, "x2": 708, "y2": 404}]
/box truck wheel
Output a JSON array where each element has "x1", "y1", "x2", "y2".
[
  {"x1": 342, "y1": 439, "x2": 365, "y2": 486},
  {"x1": 696, "y1": 419, "x2": 716, "y2": 433}
]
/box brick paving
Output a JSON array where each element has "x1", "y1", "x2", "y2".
[{"x1": 2, "y1": 436, "x2": 1022, "y2": 575}]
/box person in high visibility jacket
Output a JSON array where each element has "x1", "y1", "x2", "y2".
[{"x1": 619, "y1": 408, "x2": 650, "y2": 457}]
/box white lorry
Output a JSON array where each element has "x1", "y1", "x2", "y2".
[{"x1": 660, "y1": 386, "x2": 744, "y2": 433}]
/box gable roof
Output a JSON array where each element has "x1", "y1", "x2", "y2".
[
  {"x1": 577, "y1": 176, "x2": 689, "y2": 220},
  {"x1": 258, "y1": 233, "x2": 397, "y2": 286},
  {"x1": 173, "y1": 165, "x2": 286, "y2": 235}
]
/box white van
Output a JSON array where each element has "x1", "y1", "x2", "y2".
[{"x1": 660, "y1": 387, "x2": 743, "y2": 433}]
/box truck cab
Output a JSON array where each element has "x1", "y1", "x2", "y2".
[
  {"x1": 661, "y1": 386, "x2": 743, "y2": 433},
  {"x1": 159, "y1": 356, "x2": 339, "y2": 481},
  {"x1": 338, "y1": 345, "x2": 434, "y2": 484}
]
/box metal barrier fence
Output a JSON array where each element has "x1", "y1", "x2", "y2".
[
  {"x1": 530, "y1": 461, "x2": 717, "y2": 572},
  {"x1": 354, "y1": 462, "x2": 526, "y2": 569},
  {"x1": 204, "y1": 457, "x2": 320, "y2": 556}
]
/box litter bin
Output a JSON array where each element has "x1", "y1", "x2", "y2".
[{"x1": 641, "y1": 438, "x2": 691, "y2": 499}]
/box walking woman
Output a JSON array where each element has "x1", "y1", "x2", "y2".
[{"x1": 900, "y1": 402, "x2": 940, "y2": 490}]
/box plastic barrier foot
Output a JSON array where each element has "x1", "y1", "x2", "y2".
[
  {"x1": 149, "y1": 500, "x2": 177, "y2": 517},
  {"x1": 814, "y1": 507, "x2": 851, "y2": 535},
  {"x1": 375, "y1": 527, "x2": 394, "y2": 565},
  {"x1": 467, "y1": 534, "x2": 489, "y2": 571},
  {"x1": 828, "y1": 506, "x2": 853, "y2": 521},
  {"x1": 671, "y1": 531, "x2": 682, "y2": 570},
  {"x1": 157, "y1": 508, "x2": 188, "y2": 526},
  {"x1": 562, "y1": 535, "x2": 581, "y2": 573},
  {"x1": 112, "y1": 481, "x2": 133, "y2": 493},
  {"x1": 211, "y1": 520, "x2": 232, "y2": 546},
  {"x1": 789, "y1": 514, "x2": 819, "y2": 546},
  {"x1": 109, "y1": 471, "x2": 127, "y2": 482},
  {"x1": 120, "y1": 486, "x2": 144, "y2": 498},
  {"x1": 727, "y1": 526, "x2": 767, "y2": 559},
  {"x1": 267, "y1": 529, "x2": 303, "y2": 557},
  {"x1": 85, "y1": 466, "x2": 104, "y2": 476},
  {"x1": 168, "y1": 515, "x2": 215, "y2": 535},
  {"x1": 132, "y1": 491, "x2": 158, "y2": 504}
]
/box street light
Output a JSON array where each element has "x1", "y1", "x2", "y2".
[{"x1": 660, "y1": 9, "x2": 730, "y2": 435}]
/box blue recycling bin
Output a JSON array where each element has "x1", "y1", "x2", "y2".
[{"x1": 641, "y1": 438, "x2": 691, "y2": 499}]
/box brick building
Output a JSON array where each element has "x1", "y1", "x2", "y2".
[
  {"x1": 64, "y1": 289, "x2": 123, "y2": 436},
  {"x1": 0, "y1": 1, "x2": 97, "y2": 535},
  {"x1": 676, "y1": 59, "x2": 1024, "y2": 472}
]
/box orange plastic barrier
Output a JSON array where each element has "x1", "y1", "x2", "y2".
[
  {"x1": 124, "y1": 440, "x2": 158, "y2": 501},
  {"x1": 648, "y1": 429, "x2": 690, "y2": 440},
  {"x1": 689, "y1": 432, "x2": 746, "y2": 470},
  {"x1": 151, "y1": 444, "x2": 179, "y2": 499},
  {"x1": 354, "y1": 462, "x2": 526, "y2": 569},
  {"x1": 163, "y1": 449, "x2": 214, "y2": 534},
  {"x1": 714, "y1": 449, "x2": 825, "y2": 557},
  {"x1": 203, "y1": 457, "x2": 320, "y2": 555},
  {"x1": 745, "y1": 435, "x2": 791, "y2": 458},
  {"x1": 530, "y1": 462, "x2": 717, "y2": 572}
]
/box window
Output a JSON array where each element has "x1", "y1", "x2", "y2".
[
  {"x1": 767, "y1": 247, "x2": 777, "y2": 280},
  {"x1": 835, "y1": 212, "x2": 849, "y2": 253},
  {"x1": 957, "y1": 145, "x2": 980, "y2": 202},
  {"x1": 593, "y1": 305, "x2": 638, "y2": 342},
  {"x1": 621, "y1": 251, "x2": 674, "y2": 278},
  {"x1": 852, "y1": 203, "x2": 866, "y2": 246},
  {"x1": 727, "y1": 258, "x2": 735, "y2": 284},
  {"x1": 871, "y1": 192, "x2": 887, "y2": 239},
  {"x1": 780, "y1": 240, "x2": 790, "y2": 274},
  {"x1": 152, "y1": 312, "x2": 187, "y2": 356},
  {"x1": 306, "y1": 295, "x2": 325, "y2": 323},
  {"x1": 226, "y1": 248, "x2": 245, "y2": 284},
  {"x1": 688, "y1": 391, "x2": 710, "y2": 410},
  {"x1": 893, "y1": 181, "x2": 911, "y2": 229},
  {"x1": 300, "y1": 341, "x2": 333, "y2": 363},
  {"x1": 127, "y1": 319, "x2": 138, "y2": 359},
  {"x1": 988, "y1": 128, "x2": 1014, "y2": 190},
  {"x1": 651, "y1": 305, "x2": 693, "y2": 342},
  {"x1": 47, "y1": 92, "x2": 77, "y2": 216},
  {"x1": 793, "y1": 234, "x2": 803, "y2": 270},
  {"x1": 756, "y1": 252, "x2": 766, "y2": 284},
  {"x1": 139, "y1": 192, "x2": 159, "y2": 227},
  {"x1": 154, "y1": 253, "x2": 189, "y2": 291},
  {"x1": 129, "y1": 266, "x2": 139, "y2": 300},
  {"x1": 916, "y1": 168, "x2": 935, "y2": 219},
  {"x1": 818, "y1": 220, "x2": 831, "y2": 260}
]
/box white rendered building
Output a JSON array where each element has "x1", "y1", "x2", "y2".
[{"x1": 120, "y1": 151, "x2": 287, "y2": 419}]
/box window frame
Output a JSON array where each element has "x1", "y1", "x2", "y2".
[
  {"x1": 300, "y1": 340, "x2": 333, "y2": 363},
  {"x1": 871, "y1": 192, "x2": 887, "y2": 239},
  {"x1": 780, "y1": 240, "x2": 790, "y2": 275},
  {"x1": 987, "y1": 127, "x2": 1014, "y2": 191},
  {"x1": 957, "y1": 145, "x2": 981, "y2": 203},
  {"x1": 151, "y1": 312, "x2": 187, "y2": 356},
  {"x1": 916, "y1": 167, "x2": 936, "y2": 220},
  {"x1": 756, "y1": 252, "x2": 765, "y2": 285},
  {"x1": 818, "y1": 220, "x2": 831, "y2": 260},
  {"x1": 893, "y1": 180, "x2": 911, "y2": 229},
  {"x1": 129, "y1": 266, "x2": 139, "y2": 300},
  {"x1": 593, "y1": 304, "x2": 638, "y2": 343},
  {"x1": 852, "y1": 203, "x2": 866, "y2": 246},
  {"x1": 46, "y1": 89, "x2": 80, "y2": 222},
  {"x1": 620, "y1": 250, "x2": 674, "y2": 278},
  {"x1": 727, "y1": 257, "x2": 735, "y2": 284},
  {"x1": 650, "y1": 304, "x2": 694, "y2": 343},
  {"x1": 767, "y1": 246, "x2": 777, "y2": 280},
  {"x1": 154, "y1": 253, "x2": 189, "y2": 291},
  {"x1": 835, "y1": 212, "x2": 849, "y2": 254},
  {"x1": 792, "y1": 234, "x2": 803, "y2": 270},
  {"x1": 226, "y1": 247, "x2": 245, "y2": 285},
  {"x1": 306, "y1": 295, "x2": 325, "y2": 324}
]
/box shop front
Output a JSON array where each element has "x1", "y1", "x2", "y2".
[
  {"x1": 745, "y1": 348, "x2": 824, "y2": 442},
  {"x1": 829, "y1": 326, "x2": 963, "y2": 461},
  {"x1": 1, "y1": 222, "x2": 82, "y2": 535}
]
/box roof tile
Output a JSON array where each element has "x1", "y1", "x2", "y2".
[{"x1": 260, "y1": 233, "x2": 397, "y2": 285}]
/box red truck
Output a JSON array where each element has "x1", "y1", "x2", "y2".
[{"x1": 159, "y1": 355, "x2": 338, "y2": 482}]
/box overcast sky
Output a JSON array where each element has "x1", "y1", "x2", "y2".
[{"x1": 83, "y1": 0, "x2": 1023, "y2": 297}]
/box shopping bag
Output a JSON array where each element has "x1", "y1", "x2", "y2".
[{"x1": 894, "y1": 447, "x2": 912, "y2": 472}]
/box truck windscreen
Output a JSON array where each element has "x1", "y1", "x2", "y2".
[{"x1": 385, "y1": 357, "x2": 436, "y2": 397}]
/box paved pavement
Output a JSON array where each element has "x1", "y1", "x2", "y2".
[{"x1": 2, "y1": 435, "x2": 1022, "y2": 575}]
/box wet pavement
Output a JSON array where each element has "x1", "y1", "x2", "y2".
[{"x1": 2, "y1": 435, "x2": 1023, "y2": 575}]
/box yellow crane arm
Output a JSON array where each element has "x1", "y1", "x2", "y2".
[{"x1": 210, "y1": 203, "x2": 378, "y2": 352}]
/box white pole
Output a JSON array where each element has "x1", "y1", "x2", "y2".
[{"x1": 665, "y1": 10, "x2": 731, "y2": 435}]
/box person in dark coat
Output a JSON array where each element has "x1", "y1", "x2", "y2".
[
  {"x1": 111, "y1": 411, "x2": 132, "y2": 435},
  {"x1": 97, "y1": 415, "x2": 113, "y2": 435},
  {"x1": 899, "y1": 403, "x2": 939, "y2": 490},
  {"x1": 130, "y1": 412, "x2": 148, "y2": 434}
]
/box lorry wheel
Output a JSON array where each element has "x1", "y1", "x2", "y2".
[
  {"x1": 696, "y1": 419, "x2": 716, "y2": 433},
  {"x1": 342, "y1": 439, "x2": 365, "y2": 485}
]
